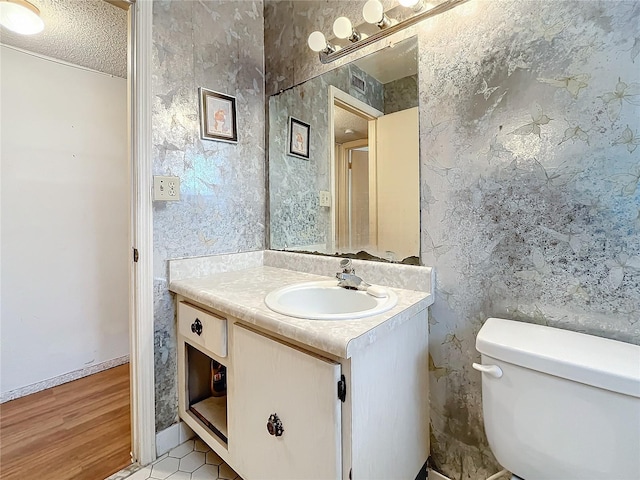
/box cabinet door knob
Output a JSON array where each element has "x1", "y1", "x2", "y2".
[
  {"x1": 266, "y1": 413, "x2": 284, "y2": 437},
  {"x1": 191, "y1": 318, "x2": 203, "y2": 336}
]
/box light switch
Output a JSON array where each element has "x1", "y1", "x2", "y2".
[{"x1": 319, "y1": 190, "x2": 331, "y2": 207}]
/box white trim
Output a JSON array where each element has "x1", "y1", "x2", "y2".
[
  {"x1": 129, "y1": 0, "x2": 156, "y2": 466},
  {"x1": 155, "y1": 421, "x2": 195, "y2": 457},
  {"x1": 428, "y1": 469, "x2": 453, "y2": 480},
  {"x1": 331, "y1": 86, "x2": 384, "y2": 118},
  {"x1": 327, "y1": 86, "x2": 383, "y2": 254},
  {"x1": 0, "y1": 356, "x2": 130, "y2": 404}
]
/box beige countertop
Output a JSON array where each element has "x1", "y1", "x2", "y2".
[{"x1": 169, "y1": 265, "x2": 432, "y2": 359}]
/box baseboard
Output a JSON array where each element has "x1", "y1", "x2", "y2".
[
  {"x1": 0, "y1": 355, "x2": 130, "y2": 403},
  {"x1": 429, "y1": 469, "x2": 452, "y2": 480},
  {"x1": 104, "y1": 462, "x2": 142, "y2": 480},
  {"x1": 156, "y1": 421, "x2": 195, "y2": 457}
]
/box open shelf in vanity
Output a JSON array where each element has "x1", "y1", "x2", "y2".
[
  {"x1": 177, "y1": 301, "x2": 230, "y2": 451},
  {"x1": 184, "y1": 344, "x2": 228, "y2": 444}
]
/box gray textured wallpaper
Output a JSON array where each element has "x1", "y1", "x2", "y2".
[
  {"x1": 265, "y1": 0, "x2": 640, "y2": 478},
  {"x1": 419, "y1": 2, "x2": 639, "y2": 476},
  {"x1": 152, "y1": 0, "x2": 265, "y2": 432}
]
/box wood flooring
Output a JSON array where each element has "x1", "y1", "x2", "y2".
[{"x1": 0, "y1": 364, "x2": 132, "y2": 480}]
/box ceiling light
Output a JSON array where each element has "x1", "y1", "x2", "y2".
[{"x1": 0, "y1": 0, "x2": 44, "y2": 35}]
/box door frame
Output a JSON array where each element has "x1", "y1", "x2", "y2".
[
  {"x1": 128, "y1": 0, "x2": 156, "y2": 466},
  {"x1": 328, "y1": 86, "x2": 382, "y2": 253}
]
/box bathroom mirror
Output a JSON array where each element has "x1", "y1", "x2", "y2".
[{"x1": 268, "y1": 36, "x2": 419, "y2": 262}]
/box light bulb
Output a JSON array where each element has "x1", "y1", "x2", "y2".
[
  {"x1": 363, "y1": 0, "x2": 384, "y2": 24},
  {"x1": 399, "y1": 0, "x2": 423, "y2": 10},
  {"x1": 363, "y1": 0, "x2": 393, "y2": 28},
  {"x1": 0, "y1": 0, "x2": 44, "y2": 35},
  {"x1": 333, "y1": 17, "x2": 352, "y2": 39},
  {"x1": 308, "y1": 31, "x2": 328, "y2": 52},
  {"x1": 333, "y1": 16, "x2": 362, "y2": 42}
]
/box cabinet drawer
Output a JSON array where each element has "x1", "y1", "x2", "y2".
[{"x1": 178, "y1": 302, "x2": 227, "y2": 358}]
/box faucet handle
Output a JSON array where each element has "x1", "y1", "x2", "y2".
[{"x1": 339, "y1": 258, "x2": 354, "y2": 274}]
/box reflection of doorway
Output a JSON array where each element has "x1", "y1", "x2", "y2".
[
  {"x1": 329, "y1": 87, "x2": 382, "y2": 253},
  {"x1": 336, "y1": 139, "x2": 370, "y2": 251},
  {"x1": 330, "y1": 86, "x2": 419, "y2": 260}
]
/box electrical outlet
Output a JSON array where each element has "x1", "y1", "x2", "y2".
[
  {"x1": 153, "y1": 175, "x2": 181, "y2": 201},
  {"x1": 319, "y1": 190, "x2": 331, "y2": 207}
]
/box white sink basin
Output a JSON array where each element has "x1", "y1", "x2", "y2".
[{"x1": 264, "y1": 280, "x2": 398, "y2": 320}]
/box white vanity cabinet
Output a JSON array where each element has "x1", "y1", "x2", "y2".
[
  {"x1": 231, "y1": 324, "x2": 342, "y2": 479},
  {"x1": 176, "y1": 294, "x2": 430, "y2": 480}
]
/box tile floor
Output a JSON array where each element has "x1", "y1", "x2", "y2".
[{"x1": 122, "y1": 439, "x2": 242, "y2": 480}]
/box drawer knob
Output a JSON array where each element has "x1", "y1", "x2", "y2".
[
  {"x1": 191, "y1": 318, "x2": 203, "y2": 336},
  {"x1": 267, "y1": 413, "x2": 284, "y2": 437}
]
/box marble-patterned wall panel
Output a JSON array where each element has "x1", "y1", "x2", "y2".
[
  {"x1": 169, "y1": 251, "x2": 264, "y2": 282},
  {"x1": 417, "y1": 1, "x2": 640, "y2": 477},
  {"x1": 264, "y1": 250, "x2": 433, "y2": 293},
  {"x1": 152, "y1": 0, "x2": 265, "y2": 432},
  {"x1": 384, "y1": 74, "x2": 418, "y2": 114},
  {"x1": 269, "y1": 64, "x2": 383, "y2": 251}
]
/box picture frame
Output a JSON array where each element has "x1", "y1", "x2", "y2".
[
  {"x1": 199, "y1": 87, "x2": 238, "y2": 143},
  {"x1": 288, "y1": 117, "x2": 310, "y2": 159}
]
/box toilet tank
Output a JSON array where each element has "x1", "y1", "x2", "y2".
[{"x1": 475, "y1": 318, "x2": 640, "y2": 480}]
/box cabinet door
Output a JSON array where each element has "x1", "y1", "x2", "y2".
[{"x1": 231, "y1": 324, "x2": 342, "y2": 480}]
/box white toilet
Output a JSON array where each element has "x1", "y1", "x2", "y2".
[{"x1": 474, "y1": 317, "x2": 640, "y2": 480}]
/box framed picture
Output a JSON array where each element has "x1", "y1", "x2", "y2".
[
  {"x1": 288, "y1": 117, "x2": 310, "y2": 159},
  {"x1": 199, "y1": 88, "x2": 238, "y2": 143}
]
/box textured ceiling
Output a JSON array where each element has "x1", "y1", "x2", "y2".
[
  {"x1": 334, "y1": 104, "x2": 369, "y2": 144},
  {"x1": 0, "y1": 0, "x2": 127, "y2": 78}
]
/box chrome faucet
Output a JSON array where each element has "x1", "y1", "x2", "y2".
[{"x1": 336, "y1": 259, "x2": 371, "y2": 290}]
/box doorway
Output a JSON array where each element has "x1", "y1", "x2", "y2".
[{"x1": 0, "y1": 0, "x2": 156, "y2": 472}]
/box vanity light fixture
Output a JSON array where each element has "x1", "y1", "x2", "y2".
[
  {"x1": 333, "y1": 16, "x2": 362, "y2": 43},
  {"x1": 0, "y1": 0, "x2": 44, "y2": 35},
  {"x1": 311, "y1": 0, "x2": 470, "y2": 64}
]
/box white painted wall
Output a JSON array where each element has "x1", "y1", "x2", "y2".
[{"x1": 0, "y1": 46, "x2": 129, "y2": 396}]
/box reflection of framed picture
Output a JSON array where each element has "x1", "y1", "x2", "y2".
[
  {"x1": 288, "y1": 117, "x2": 310, "y2": 159},
  {"x1": 199, "y1": 87, "x2": 238, "y2": 143}
]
